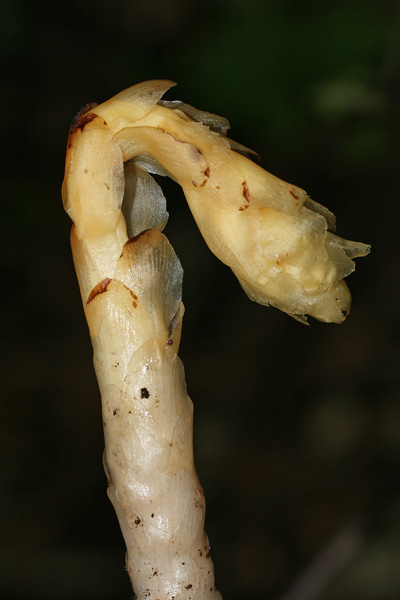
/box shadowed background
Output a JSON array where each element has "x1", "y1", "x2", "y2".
[{"x1": 2, "y1": 0, "x2": 399, "y2": 598}]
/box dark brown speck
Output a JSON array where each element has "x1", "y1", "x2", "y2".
[
  {"x1": 86, "y1": 278, "x2": 112, "y2": 304},
  {"x1": 242, "y1": 180, "x2": 250, "y2": 201},
  {"x1": 70, "y1": 103, "x2": 98, "y2": 133}
]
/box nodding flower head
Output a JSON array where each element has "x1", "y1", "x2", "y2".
[{"x1": 63, "y1": 80, "x2": 370, "y2": 323}]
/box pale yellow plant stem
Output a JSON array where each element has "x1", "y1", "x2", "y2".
[{"x1": 62, "y1": 80, "x2": 369, "y2": 599}]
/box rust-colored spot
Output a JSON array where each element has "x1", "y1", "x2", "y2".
[
  {"x1": 242, "y1": 181, "x2": 250, "y2": 202},
  {"x1": 185, "y1": 585, "x2": 193, "y2": 590},
  {"x1": 167, "y1": 339, "x2": 173, "y2": 345},
  {"x1": 128, "y1": 289, "x2": 138, "y2": 305},
  {"x1": 86, "y1": 278, "x2": 112, "y2": 304},
  {"x1": 204, "y1": 166, "x2": 210, "y2": 177},
  {"x1": 105, "y1": 182, "x2": 110, "y2": 190},
  {"x1": 84, "y1": 169, "x2": 88, "y2": 173},
  {"x1": 238, "y1": 205, "x2": 249, "y2": 211},
  {"x1": 134, "y1": 517, "x2": 141, "y2": 525},
  {"x1": 290, "y1": 189, "x2": 299, "y2": 200},
  {"x1": 77, "y1": 112, "x2": 97, "y2": 129},
  {"x1": 153, "y1": 571, "x2": 158, "y2": 576},
  {"x1": 70, "y1": 102, "x2": 98, "y2": 133},
  {"x1": 192, "y1": 180, "x2": 198, "y2": 187}
]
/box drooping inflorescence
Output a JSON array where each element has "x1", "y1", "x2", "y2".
[{"x1": 63, "y1": 80, "x2": 369, "y2": 324}]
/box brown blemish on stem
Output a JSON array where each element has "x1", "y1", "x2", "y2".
[
  {"x1": 199, "y1": 166, "x2": 210, "y2": 187},
  {"x1": 242, "y1": 181, "x2": 250, "y2": 202},
  {"x1": 120, "y1": 229, "x2": 160, "y2": 257},
  {"x1": 86, "y1": 278, "x2": 112, "y2": 304},
  {"x1": 70, "y1": 102, "x2": 99, "y2": 133},
  {"x1": 129, "y1": 290, "x2": 138, "y2": 308},
  {"x1": 290, "y1": 189, "x2": 299, "y2": 200}
]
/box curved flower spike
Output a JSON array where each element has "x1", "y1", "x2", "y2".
[
  {"x1": 65, "y1": 79, "x2": 369, "y2": 323},
  {"x1": 63, "y1": 79, "x2": 370, "y2": 321}
]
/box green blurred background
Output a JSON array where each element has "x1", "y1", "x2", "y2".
[{"x1": 1, "y1": 0, "x2": 399, "y2": 598}]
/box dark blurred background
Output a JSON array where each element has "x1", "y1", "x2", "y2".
[{"x1": 1, "y1": 0, "x2": 399, "y2": 598}]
